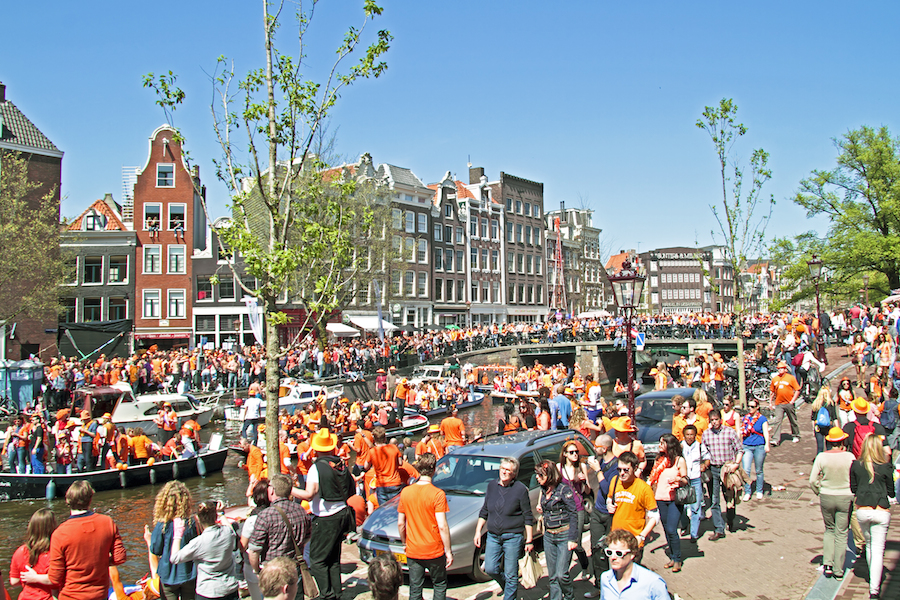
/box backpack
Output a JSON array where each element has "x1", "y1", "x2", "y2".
[
  {"x1": 791, "y1": 352, "x2": 804, "y2": 367},
  {"x1": 315, "y1": 456, "x2": 354, "y2": 502},
  {"x1": 815, "y1": 406, "x2": 832, "y2": 428},
  {"x1": 850, "y1": 421, "x2": 876, "y2": 458},
  {"x1": 880, "y1": 398, "x2": 899, "y2": 430}
]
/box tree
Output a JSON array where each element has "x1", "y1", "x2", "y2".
[
  {"x1": 146, "y1": 0, "x2": 391, "y2": 460},
  {"x1": 697, "y1": 98, "x2": 774, "y2": 406},
  {"x1": 0, "y1": 152, "x2": 68, "y2": 327},
  {"x1": 772, "y1": 126, "x2": 900, "y2": 305}
]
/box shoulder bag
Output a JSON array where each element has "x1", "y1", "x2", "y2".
[
  {"x1": 674, "y1": 481, "x2": 696, "y2": 506},
  {"x1": 273, "y1": 506, "x2": 319, "y2": 598}
]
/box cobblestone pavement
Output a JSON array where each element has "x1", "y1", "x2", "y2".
[{"x1": 338, "y1": 347, "x2": 898, "y2": 600}]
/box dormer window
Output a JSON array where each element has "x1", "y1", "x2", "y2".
[{"x1": 84, "y1": 213, "x2": 106, "y2": 231}]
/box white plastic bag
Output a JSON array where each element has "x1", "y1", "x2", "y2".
[{"x1": 519, "y1": 550, "x2": 542, "y2": 589}]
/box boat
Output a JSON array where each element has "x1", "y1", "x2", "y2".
[
  {"x1": 223, "y1": 379, "x2": 344, "y2": 422},
  {"x1": 490, "y1": 390, "x2": 518, "y2": 405},
  {"x1": 71, "y1": 385, "x2": 217, "y2": 437},
  {"x1": 407, "y1": 392, "x2": 485, "y2": 417},
  {"x1": 0, "y1": 446, "x2": 230, "y2": 501}
]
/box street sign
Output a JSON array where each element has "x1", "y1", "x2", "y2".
[{"x1": 635, "y1": 332, "x2": 645, "y2": 351}]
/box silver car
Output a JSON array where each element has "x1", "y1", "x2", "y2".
[{"x1": 358, "y1": 429, "x2": 599, "y2": 581}]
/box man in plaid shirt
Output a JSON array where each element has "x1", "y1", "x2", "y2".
[
  {"x1": 703, "y1": 409, "x2": 744, "y2": 540},
  {"x1": 248, "y1": 474, "x2": 311, "y2": 598}
]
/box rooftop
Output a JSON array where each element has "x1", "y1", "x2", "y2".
[{"x1": 0, "y1": 83, "x2": 61, "y2": 156}]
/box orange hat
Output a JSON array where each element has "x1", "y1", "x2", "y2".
[
  {"x1": 311, "y1": 428, "x2": 338, "y2": 452},
  {"x1": 776, "y1": 361, "x2": 788, "y2": 369},
  {"x1": 164, "y1": 402, "x2": 172, "y2": 407},
  {"x1": 427, "y1": 424, "x2": 440, "y2": 434},
  {"x1": 102, "y1": 413, "x2": 112, "y2": 419},
  {"x1": 824, "y1": 427, "x2": 848, "y2": 443},
  {"x1": 80, "y1": 410, "x2": 90, "y2": 419},
  {"x1": 649, "y1": 368, "x2": 658, "y2": 375},
  {"x1": 611, "y1": 417, "x2": 638, "y2": 433},
  {"x1": 852, "y1": 398, "x2": 870, "y2": 414}
]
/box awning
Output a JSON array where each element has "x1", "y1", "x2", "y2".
[
  {"x1": 134, "y1": 332, "x2": 191, "y2": 339},
  {"x1": 348, "y1": 316, "x2": 398, "y2": 332},
  {"x1": 326, "y1": 323, "x2": 360, "y2": 338}
]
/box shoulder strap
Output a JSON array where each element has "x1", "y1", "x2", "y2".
[{"x1": 272, "y1": 505, "x2": 303, "y2": 561}]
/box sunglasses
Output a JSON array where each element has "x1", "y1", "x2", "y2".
[
  {"x1": 617, "y1": 467, "x2": 633, "y2": 473},
  {"x1": 748, "y1": 404, "x2": 758, "y2": 409},
  {"x1": 566, "y1": 450, "x2": 579, "y2": 455},
  {"x1": 604, "y1": 548, "x2": 631, "y2": 558}
]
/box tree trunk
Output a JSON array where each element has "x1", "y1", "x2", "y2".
[{"x1": 265, "y1": 294, "x2": 280, "y2": 461}]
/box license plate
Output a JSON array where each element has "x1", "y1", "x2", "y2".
[{"x1": 376, "y1": 549, "x2": 407, "y2": 564}]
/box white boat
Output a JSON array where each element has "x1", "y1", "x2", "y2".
[
  {"x1": 224, "y1": 379, "x2": 344, "y2": 421},
  {"x1": 71, "y1": 384, "x2": 216, "y2": 437}
]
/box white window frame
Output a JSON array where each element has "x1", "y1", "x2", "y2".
[
  {"x1": 167, "y1": 289, "x2": 186, "y2": 319},
  {"x1": 143, "y1": 245, "x2": 162, "y2": 274},
  {"x1": 167, "y1": 245, "x2": 186, "y2": 274},
  {"x1": 157, "y1": 163, "x2": 175, "y2": 188},
  {"x1": 143, "y1": 289, "x2": 161, "y2": 319},
  {"x1": 167, "y1": 203, "x2": 187, "y2": 230},
  {"x1": 417, "y1": 239, "x2": 428, "y2": 264},
  {"x1": 417, "y1": 213, "x2": 427, "y2": 234},
  {"x1": 143, "y1": 203, "x2": 162, "y2": 231},
  {"x1": 107, "y1": 255, "x2": 129, "y2": 285}
]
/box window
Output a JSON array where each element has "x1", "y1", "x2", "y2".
[
  {"x1": 444, "y1": 204, "x2": 453, "y2": 218},
  {"x1": 516, "y1": 200, "x2": 523, "y2": 214},
  {"x1": 527, "y1": 255, "x2": 533, "y2": 274},
  {"x1": 506, "y1": 222, "x2": 513, "y2": 242},
  {"x1": 491, "y1": 250, "x2": 499, "y2": 271},
  {"x1": 518, "y1": 285, "x2": 525, "y2": 305},
  {"x1": 537, "y1": 284, "x2": 543, "y2": 303},
  {"x1": 525, "y1": 226, "x2": 532, "y2": 245},
  {"x1": 196, "y1": 315, "x2": 216, "y2": 333},
  {"x1": 528, "y1": 285, "x2": 534, "y2": 303},
  {"x1": 391, "y1": 271, "x2": 401, "y2": 296},
  {"x1": 218, "y1": 277, "x2": 235, "y2": 300},
  {"x1": 392, "y1": 208, "x2": 402, "y2": 230},
  {"x1": 418, "y1": 213, "x2": 427, "y2": 233},
  {"x1": 445, "y1": 225, "x2": 453, "y2": 243},
  {"x1": 219, "y1": 315, "x2": 239, "y2": 331},
  {"x1": 405, "y1": 238, "x2": 415, "y2": 262},
  {"x1": 533, "y1": 205, "x2": 541, "y2": 218},
  {"x1": 483, "y1": 283, "x2": 490, "y2": 303},
  {"x1": 470, "y1": 218, "x2": 478, "y2": 237},
  {"x1": 84, "y1": 213, "x2": 105, "y2": 230},
  {"x1": 240, "y1": 274, "x2": 257, "y2": 293},
  {"x1": 493, "y1": 282, "x2": 501, "y2": 304},
  {"x1": 168, "y1": 245, "x2": 186, "y2": 274},
  {"x1": 506, "y1": 197, "x2": 513, "y2": 212},
  {"x1": 405, "y1": 271, "x2": 415, "y2": 297},
  {"x1": 536, "y1": 256, "x2": 542, "y2": 275},
  {"x1": 143, "y1": 290, "x2": 161, "y2": 318},
  {"x1": 455, "y1": 227, "x2": 464, "y2": 244},
  {"x1": 457, "y1": 280, "x2": 465, "y2": 303},
  {"x1": 471, "y1": 247, "x2": 478, "y2": 269},
  {"x1": 433, "y1": 223, "x2": 442, "y2": 241},
  {"x1": 405, "y1": 211, "x2": 415, "y2": 233},
  {"x1": 406, "y1": 194, "x2": 415, "y2": 203},
  {"x1": 418, "y1": 272, "x2": 428, "y2": 297},
  {"x1": 417, "y1": 239, "x2": 427, "y2": 263},
  {"x1": 144, "y1": 203, "x2": 161, "y2": 231},
  {"x1": 445, "y1": 249, "x2": 454, "y2": 272},
  {"x1": 525, "y1": 202, "x2": 531, "y2": 217},
  {"x1": 516, "y1": 224, "x2": 523, "y2": 243},
  {"x1": 108, "y1": 256, "x2": 127, "y2": 283},
  {"x1": 481, "y1": 218, "x2": 488, "y2": 238},
  {"x1": 197, "y1": 276, "x2": 213, "y2": 301},
  {"x1": 84, "y1": 256, "x2": 103, "y2": 284},
  {"x1": 64, "y1": 258, "x2": 77, "y2": 285},
  {"x1": 168, "y1": 290, "x2": 186, "y2": 319},
  {"x1": 157, "y1": 164, "x2": 175, "y2": 187},
  {"x1": 446, "y1": 279, "x2": 454, "y2": 301},
  {"x1": 491, "y1": 219, "x2": 499, "y2": 240},
  {"x1": 534, "y1": 229, "x2": 541, "y2": 246},
  {"x1": 456, "y1": 250, "x2": 464, "y2": 272},
  {"x1": 434, "y1": 249, "x2": 443, "y2": 270},
  {"x1": 508, "y1": 254, "x2": 515, "y2": 273},
  {"x1": 143, "y1": 246, "x2": 161, "y2": 274},
  {"x1": 481, "y1": 249, "x2": 489, "y2": 271},
  {"x1": 508, "y1": 284, "x2": 515, "y2": 303},
  {"x1": 517, "y1": 254, "x2": 524, "y2": 273},
  {"x1": 83, "y1": 298, "x2": 102, "y2": 322},
  {"x1": 61, "y1": 298, "x2": 77, "y2": 323},
  {"x1": 106, "y1": 297, "x2": 126, "y2": 320},
  {"x1": 435, "y1": 278, "x2": 443, "y2": 301},
  {"x1": 471, "y1": 283, "x2": 478, "y2": 302}
]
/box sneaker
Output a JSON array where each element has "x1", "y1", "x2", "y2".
[
  {"x1": 793, "y1": 437, "x2": 800, "y2": 443},
  {"x1": 755, "y1": 492, "x2": 763, "y2": 500},
  {"x1": 823, "y1": 566, "x2": 833, "y2": 578},
  {"x1": 742, "y1": 493, "x2": 751, "y2": 502}
]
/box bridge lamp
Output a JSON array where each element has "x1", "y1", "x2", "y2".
[{"x1": 607, "y1": 261, "x2": 645, "y2": 420}]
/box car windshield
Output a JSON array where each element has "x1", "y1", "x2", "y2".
[
  {"x1": 635, "y1": 397, "x2": 672, "y2": 424},
  {"x1": 432, "y1": 454, "x2": 501, "y2": 494}
]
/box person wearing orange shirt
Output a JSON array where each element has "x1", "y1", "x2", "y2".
[
  {"x1": 397, "y1": 453, "x2": 452, "y2": 600},
  {"x1": 416, "y1": 425, "x2": 445, "y2": 458},
  {"x1": 672, "y1": 397, "x2": 709, "y2": 443},
  {"x1": 693, "y1": 388, "x2": 714, "y2": 422},
  {"x1": 712, "y1": 353, "x2": 726, "y2": 405},
  {"x1": 277, "y1": 429, "x2": 293, "y2": 475},
  {"x1": 439, "y1": 406, "x2": 466, "y2": 450},
  {"x1": 295, "y1": 436, "x2": 314, "y2": 484},
  {"x1": 364, "y1": 426, "x2": 403, "y2": 505},
  {"x1": 769, "y1": 361, "x2": 801, "y2": 446},
  {"x1": 161, "y1": 402, "x2": 179, "y2": 444},
  {"x1": 240, "y1": 437, "x2": 267, "y2": 496},
  {"x1": 353, "y1": 429, "x2": 374, "y2": 476}
]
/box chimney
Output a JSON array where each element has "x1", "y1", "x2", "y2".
[
  {"x1": 469, "y1": 166, "x2": 484, "y2": 185},
  {"x1": 0, "y1": 82, "x2": 5, "y2": 102}
]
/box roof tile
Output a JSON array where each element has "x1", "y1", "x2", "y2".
[{"x1": 0, "y1": 100, "x2": 59, "y2": 153}]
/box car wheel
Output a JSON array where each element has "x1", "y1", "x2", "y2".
[{"x1": 470, "y1": 539, "x2": 492, "y2": 583}]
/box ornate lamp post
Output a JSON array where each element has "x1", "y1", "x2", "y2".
[
  {"x1": 862, "y1": 274, "x2": 870, "y2": 306},
  {"x1": 607, "y1": 260, "x2": 645, "y2": 420},
  {"x1": 807, "y1": 255, "x2": 828, "y2": 365}
]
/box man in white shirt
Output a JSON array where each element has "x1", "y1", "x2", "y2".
[
  {"x1": 680, "y1": 425, "x2": 710, "y2": 542},
  {"x1": 242, "y1": 393, "x2": 263, "y2": 445}
]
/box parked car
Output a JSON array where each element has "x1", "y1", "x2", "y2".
[
  {"x1": 632, "y1": 388, "x2": 692, "y2": 463},
  {"x1": 358, "y1": 429, "x2": 599, "y2": 581}
]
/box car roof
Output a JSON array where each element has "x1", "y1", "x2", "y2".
[
  {"x1": 636, "y1": 388, "x2": 694, "y2": 402},
  {"x1": 452, "y1": 430, "x2": 583, "y2": 458}
]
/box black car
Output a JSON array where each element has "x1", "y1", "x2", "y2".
[{"x1": 632, "y1": 388, "x2": 694, "y2": 462}]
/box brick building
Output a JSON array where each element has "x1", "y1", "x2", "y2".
[{"x1": 641, "y1": 246, "x2": 713, "y2": 314}]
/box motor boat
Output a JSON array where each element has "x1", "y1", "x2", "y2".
[{"x1": 223, "y1": 378, "x2": 344, "y2": 421}]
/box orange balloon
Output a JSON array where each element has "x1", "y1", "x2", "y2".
[
  {"x1": 116, "y1": 463, "x2": 126, "y2": 470},
  {"x1": 147, "y1": 457, "x2": 156, "y2": 466}
]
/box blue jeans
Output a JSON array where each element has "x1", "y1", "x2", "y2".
[
  {"x1": 31, "y1": 447, "x2": 45, "y2": 474},
  {"x1": 658, "y1": 500, "x2": 684, "y2": 562},
  {"x1": 408, "y1": 555, "x2": 447, "y2": 600},
  {"x1": 242, "y1": 419, "x2": 259, "y2": 445},
  {"x1": 543, "y1": 530, "x2": 573, "y2": 600},
  {"x1": 17, "y1": 446, "x2": 28, "y2": 474},
  {"x1": 7, "y1": 447, "x2": 16, "y2": 473},
  {"x1": 742, "y1": 444, "x2": 766, "y2": 495},
  {"x1": 484, "y1": 532, "x2": 523, "y2": 600},
  {"x1": 375, "y1": 485, "x2": 402, "y2": 506},
  {"x1": 686, "y1": 477, "x2": 704, "y2": 537},
  {"x1": 709, "y1": 466, "x2": 726, "y2": 534}
]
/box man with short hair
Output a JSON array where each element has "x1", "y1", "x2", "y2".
[
  {"x1": 259, "y1": 556, "x2": 299, "y2": 600},
  {"x1": 680, "y1": 424, "x2": 710, "y2": 542},
  {"x1": 606, "y1": 451, "x2": 658, "y2": 560},
  {"x1": 439, "y1": 406, "x2": 466, "y2": 450},
  {"x1": 769, "y1": 361, "x2": 801, "y2": 445},
  {"x1": 367, "y1": 555, "x2": 402, "y2": 600},
  {"x1": 48, "y1": 480, "x2": 127, "y2": 600},
  {"x1": 397, "y1": 453, "x2": 452, "y2": 600},
  {"x1": 672, "y1": 397, "x2": 708, "y2": 442},
  {"x1": 364, "y1": 426, "x2": 404, "y2": 504},
  {"x1": 704, "y1": 409, "x2": 743, "y2": 539},
  {"x1": 242, "y1": 392, "x2": 264, "y2": 445},
  {"x1": 600, "y1": 529, "x2": 669, "y2": 599},
  {"x1": 248, "y1": 474, "x2": 312, "y2": 600}
]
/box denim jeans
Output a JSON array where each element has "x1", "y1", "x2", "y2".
[
  {"x1": 658, "y1": 500, "x2": 684, "y2": 562},
  {"x1": 709, "y1": 465, "x2": 732, "y2": 534},
  {"x1": 819, "y1": 494, "x2": 853, "y2": 578},
  {"x1": 857, "y1": 508, "x2": 892, "y2": 596},
  {"x1": 31, "y1": 447, "x2": 45, "y2": 474},
  {"x1": 17, "y1": 446, "x2": 28, "y2": 474},
  {"x1": 7, "y1": 447, "x2": 17, "y2": 473},
  {"x1": 484, "y1": 531, "x2": 523, "y2": 600},
  {"x1": 375, "y1": 485, "x2": 402, "y2": 506},
  {"x1": 742, "y1": 444, "x2": 766, "y2": 495},
  {"x1": 686, "y1": 477, "x2": 704, "y2": 537},
  {"x1": 543, "y1": 530, "x2": 574, "y2": 600},
  {"x1": 408, "y1": 555, "x2": 447, "y2": 600}
]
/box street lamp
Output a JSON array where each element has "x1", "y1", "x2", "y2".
[
  {"x1": 807, "y1": 255, "x2": 828, "y2": 365},
  {"x1": 607, "y1": 260, "x2": 645, "y2": 420},
  {"x1": 862, "y1": 274, "x2": 870, "y2": 305}
]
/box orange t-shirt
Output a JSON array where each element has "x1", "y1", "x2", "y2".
[
  {"x1": 416, "y1": 438, "x2": 445, "y2": 459},
  {"x1": 397, "y1": 482, "x2": 449, "y2": 560},
  {"x1": 279, "y1": 442, "x2": 292, "y2": 475},
  {"x1": 440, "y1": 417, "x2": 465, "y2": 446},
  {"x1": 347, "y1": 494, "x2": 367, "y2": 527},
  {"x1": 354, "y1": 431, "x2": 373, "y2": 467},
  {"x1": 130, "y1": 435, "x2": 152, "y2": 459},
  {"x1": 398, "y1": 460, "x2": 420, "y2": 485},
  {"x1": 246, "y1": 445, "x2": 266, "y2": 481},
  {"x1": 770, "y1": 373, "x2": 800, "y2": 405},
  {"x1": 296, "y1": 440, "x2": 313, "y2": 476},
  {"x1": 369, "y1": 444, "x2": 402, "y2": 487},
  {"x1": 608, "y1": 477, "x2": 657, "y2": 542}
]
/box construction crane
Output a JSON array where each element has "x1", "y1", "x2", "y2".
[{"x1": 552, "y1": 216, "x2": 567, "y2": 314}]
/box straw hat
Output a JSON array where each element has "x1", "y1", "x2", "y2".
[
  {"x1": 563, "y1": 388, "x2": 574, "y2": 395},
  {"x1": 648, "y1": 368, "x2": 658, "y2": 376},
  {"x1": 824, "y1": 427, "x2": 848, "y2": 443},
  {"x1": 80, "y1": 410, "x2": 90, "y2": 419},
  {"x1": 427, "y1": 424, "x2": 440, "y2": 434},
  {"x1": 311, "y1": 428, "x2": 338, "y2": 452},
  {"x1": 776, "y1": 361, "x2": 788, "y2": 369},
  {"x1": 611, "y1": 417, "x2": 638, "y2": 433},
  {"x1": 852, "y1": 398, "x2": 870, "y2": 414}
]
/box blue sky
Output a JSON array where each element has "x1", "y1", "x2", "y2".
[{"x1": 4, "y1": 0, "x2": 899, "y2": 256}]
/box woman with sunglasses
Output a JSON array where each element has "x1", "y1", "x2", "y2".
[
  {"x1": 535, "y1": 460, "x2": 578, "y2": 600},
  {"x1": 648, "y1": 434, "x2": 688, "y2": 572},
  {"x1": 740, "y1": 400, "x2": 770, "y2": 501},
  {"x1": 835, "y1": 377, "x2": 855, "y2": 426},
  {"x1": 599, "y1": 529, "x2": 669, "y2": 599},
  {"x1": 720, "y1": 396, "x2": 740, "y2": 434},
  {"x1": 558, "y1": 441, "x2": 591, "y2": 570}
]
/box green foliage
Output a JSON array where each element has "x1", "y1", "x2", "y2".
[
  {"x1": 0, "y1": 152, "x2": 69, "y2": 323},
  {"x1": 772, "y1": 126, "x2": 900, "y2": 302},
  {"x1": 696, "y1": 98, "x2": 774, "y2": 313}
]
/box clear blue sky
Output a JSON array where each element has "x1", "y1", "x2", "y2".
[{"x1": 4, "y1": 0, "x2": 899, "y2": 257}]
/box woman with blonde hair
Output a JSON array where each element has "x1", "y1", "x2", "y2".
[
  {"x1": 144, "y1": 480, "x2": 198, "y2": 600},
  {"x1": 9, "y1": 507, "x2": 58, "y2": 599},
  {"x1": 850, "y1": 434, "x2": 895, "y2": 599},
  {"x1": 810, "y1": 386, "x2": 838, "y2": 455}
]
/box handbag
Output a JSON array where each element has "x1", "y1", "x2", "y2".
[
  {"x1": 851, "y1": 354, "x2": 859, "y2": 365},
  {"x1": 674, "y1": 482, "x2": 697, "y2": 505},
  {"x1": 273, "y1": 506, "x2": 319, "y2": 598},
  {"x1": 518, "y1": 550, "x2": 543, "y2": 589},
  {"x1": 700, "y1": 469, "x2": 712, "y2": 484}
]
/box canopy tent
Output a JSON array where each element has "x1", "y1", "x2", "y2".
[
  {"x1": 326, "y1": 322, "x2": 361, "y2": 338},
  {"x1": 58, "y1": 319, "x2": 132, "y2": 361},
  {"x1": 347, "y1": 316, "x2": 398, "y2": 332},
  {"x1": 577, "y1": 310, "x2": 611, "y2": 319},
  {"x1": 880, "y1": 294, "x2": 900, "y2": 304}
]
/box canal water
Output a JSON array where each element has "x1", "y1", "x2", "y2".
[{"x1": 0, "y1": 399, "x2": 517, "y2": 591}]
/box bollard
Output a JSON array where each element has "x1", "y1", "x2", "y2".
[
  {"x1": 197, "y1": 454, "x2": 207, "y2": 478},
  {"x1": 45, "y1": 479, "x2": 56, "y2": 501}
]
